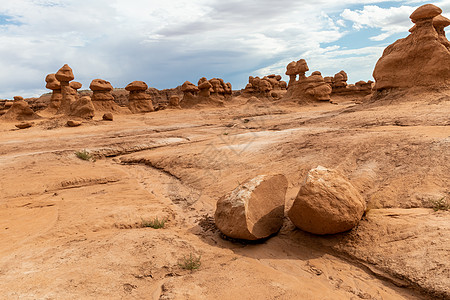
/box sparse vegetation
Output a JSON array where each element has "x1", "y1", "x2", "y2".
[
  {"x1": 430, "y1": 197, "x2": 450, "y2": 212},
  {"x1": 178, "y1": 253, "x2": 201, "y2": 270},
  {"x1": 223, "y1": 132, "x2": 229, "y2": 135},
  {"x1": 141, "y1": 217, "x2": 167, "y2": 229},
  {"x1": 75, "y1": 149, "x2": 92, "y2": 161}
]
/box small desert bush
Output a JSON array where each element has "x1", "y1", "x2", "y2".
[
  {"x1": 141, "y1": 217, "x2": 167, "y2": 229},
  {"x1": 430, "y1": 197, "x2": 449, "y2": 211},
  {"x1": 178, "y1": 253, "x2": 201, "y2": 270},
  {"x1": 75, "y1": 149, "x2": 92, "y2": 161}
]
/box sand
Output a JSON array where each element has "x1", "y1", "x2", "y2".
[{"x1": 0, "y1": 93, "x2": 449, "y2": 299}]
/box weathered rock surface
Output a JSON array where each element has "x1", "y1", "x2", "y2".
[
  {"x1": 15, "y1": 122, "x2": 33, "y2": 129},
  {"x1": 215, "y1": 174, "x2": 288, "y2": 240},
  {"x1": 90, "y1": 79, "x2": 121, "y2": 112},
  {"x1": 1, "y1": 98, "x2": 41, "y2": 121},
  {"x1": 243, "y1": 75, "x2": 287, "y2": 99},
  {"x1": 125, "y1": 81, "x2": 154, "y2": 113},
  {"x1": 67, "y1": 120, "x2": 82, "y2": 127},
  {"x1": 102, "y1": 113, "x2": 113, "y2": 121},
  {"x1": 288, "y1": 166, "x2": 366, "y2": 235},
  {"x1": 373, "y1": 4, "x2": 450, "y2": 90},
  {"x1": 284, "y1": 60, "x2": 332, "y2": 103},
  {"x1": 56, "y1": 64, "x2": 76, "y2": 114},
  {"x1": 69, "y1": 96, "x2": 95, "y2": 119},
  {"x1": 45, "y1": 73, "x2": 62, "y2": 110},
  {"x1": 180, "y1": 78, "x2": 230, "y2": 108}
]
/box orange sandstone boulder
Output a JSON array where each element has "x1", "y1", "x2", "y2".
[
  {"x1": 288, "y1": 166, "x2": 366, "y2": 235},
  {"x1": 45, "y1": 73, "x2": 62, "y2": 110},
  {"x1": 215, "y1": 174, "x2": 288, "y2": 241},
  {"x1": 69, "y1": 96, "x2": 95, "y2": 119}
]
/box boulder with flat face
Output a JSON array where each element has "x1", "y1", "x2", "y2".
[
  {"x1": 215, "y1": 174, "x2": 288, "y2": 241},
  {"x1": 288, "y1": 166, "x2": 366, "y2": 235}
]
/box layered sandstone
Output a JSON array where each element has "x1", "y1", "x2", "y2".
[{"x1": 373, "y1": 4, "x2": 450, "y2": 90}]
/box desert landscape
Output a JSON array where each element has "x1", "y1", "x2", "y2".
[{"x1": 0, "y1": 3, "x2": 449, "y2": 300}]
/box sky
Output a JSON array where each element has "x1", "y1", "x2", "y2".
[{"x1": 0, "y1": 0, "x2": 449, "y2": 99}]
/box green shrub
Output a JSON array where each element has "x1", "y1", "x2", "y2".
[
  {"x1": 430, "y1": 197, "x2": 449, "y2": 211},
  {"x1": 141, "y1": 217, "x2": 167, "y2": 229},
  {"x1": 75, "y1": 149, "x2": 92, "y2": 161},
  {"x1": 178, "y1": 253, "x2": 201, "y2": 270}
]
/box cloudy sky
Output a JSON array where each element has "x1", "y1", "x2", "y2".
[{"x1": 0, "y1": 0, "x2": 449, "y2": 99}]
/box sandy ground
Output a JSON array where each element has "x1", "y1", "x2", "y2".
[{"x1": 0, "y1": 93, "x2": 449, "y2": 299}]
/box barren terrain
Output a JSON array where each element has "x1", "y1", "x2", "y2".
[{"x1": 0, "y1": 92, "x2": 449, "y2": 299}]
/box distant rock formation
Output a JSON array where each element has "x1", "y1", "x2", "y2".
[
  {"x1": 45, "y1": 74, "x2": 62, "y2": 110},
  {"x1": 373, "y1": 4, "x2": 450, "y2": 91},
  {"x1": 168, "y1": 95, "x2": 181, "y2": 109},
  {"x1": 1, "y1": 97, "x2": 41, "y2": 121},
  {"x1": 283, "y1": 60, "x2": 332, "y2": 102},
  {"x1": 288, "y1": 166, "x2": 366, "y2": 235},
  {"x1": 90, "y1": 79, "x2": 122, "y2": 112},
  {"x1": 55, "y1": 64, "x2": 76, "y2": 114},
  {"x1": 242, "y1": 74, "x2": 287, "y2": 99},
  {"x1": 215, "y1": 174, "x2": 288, "y2": 241},
  {"x1": 125, "y1": 81, "x2": 154, "y2": 113},
  {"x1": 180, "y1": 77, "x2": 231, "y2": 108}
]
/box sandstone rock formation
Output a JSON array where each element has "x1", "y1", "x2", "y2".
[
  {"x1": 15, "y1": 122, "x2": 33, "y2": 129},
  {"x1": 333, "y1": 71, "x2": 348, "y2": 91},
  {"x1": 373, "y1": 4, "x2": 450, "y2": 90},
  {"x1": 284, "y1": 60, "x2": 332, "y2": 103},
  {"x1": 180, "y1": 78, "x2": 231, "y2": 108},
  {"x1": 67, "y1": 120, "x2": 82, "y2": 127},
  {"x1": 288, "y1": 166, "x2": 366, "y2": 235},
  {"x1": 69, "y1": 96, "x2": 95, "y2": 119},
  {"x1": 168, "y1": 95, "x2": 181, "y2": 109},
  {"x1": 125, "y1": 81, "x2": 154, "y2": 113},
  {"x1": 215, "y1": 174, "x2": 288, "y2": 241},
  {"x1": 102, "y1": 113, "x2": 113, "y2": 121},
  {"x1": 90, "y1": 79, "x2": 121, "y2": 112},
  {"x1": 55, "y1": 64, "x2": 76, "y2": 114},
  {"x1": 1, "y1": 97, "x2": 41, "y2": 121},
  {"x1": 45, "y1": 74, "x2": 62, "y2": 110},
  {"x1": 243, "y1": 75, "x2": 287, "y2": 99}
]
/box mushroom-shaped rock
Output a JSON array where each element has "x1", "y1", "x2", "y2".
[
  {"x1": 125, "y1": 81, "x2": 148, "y2": 92},
  {"x1": 433, "y1": 14, "x2": 450, "y2": 31},
  {"x1": 181, "y1": 81, "x2": 199, "y2": 94},
  {"x1": 90, "y1": 79, "x2": 113, "y2": 91},
  {"x1": 288, "y1": 166, "x2": 366, "y2": 235},
  {"x1": 70, "y1": 81, "x2": 82, "y2": 90},
  {"x1": 373, "y1": 4, "x2": 450, "y2": 91},
  {"x1": 55, "y1": 64, "x2": 74, "y2": 82},
  {"x1": 215, "y1": 174, "x2": 288, "y2": 241},
  {"x1": 69, "y1": 96, "x2": 95, "y2": 119},
  {"x1": 410, "y1": 4, "x2": 442, "y2": 22},
  {"x1": 198, "y1": 81, "x2": 213, "y2": 97},
  {"x1": 125, "y1": 81, "x2": 154, "y2": 113},
  {"x1": 45, "y1": 74, "x2": 61, "y2": 90}
]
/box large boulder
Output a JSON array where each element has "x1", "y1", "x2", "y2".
[
  {"x1": 288, "y1": 166, "x2": 366, "y2": 235},
  {"x1": 69, "y1": 96, "x2": 95, "y2": 119},
  {"x1": 215, "y1": 174, "x2": 288, "y2": 241}
]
